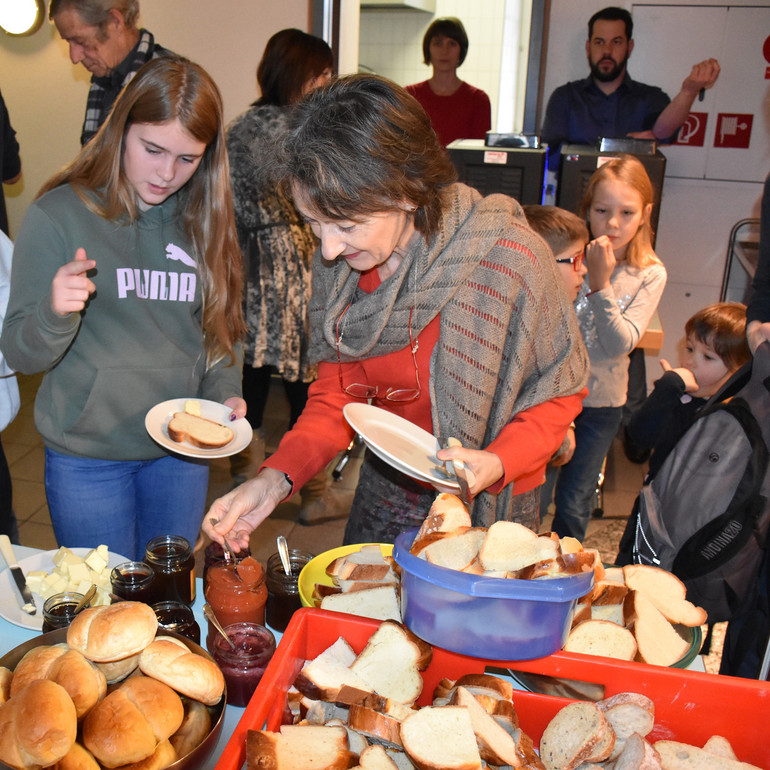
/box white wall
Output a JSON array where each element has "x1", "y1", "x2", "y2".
[
  {"x1": 542, "y1": 0, "x2": 769, "y2": 384},
  {"x1": 0, "y1": 0, "x2": 312, "y2": 238}
]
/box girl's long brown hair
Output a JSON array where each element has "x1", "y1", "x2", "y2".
[{"x1": 39, "y1": 56, "x2": 244, "y2": 365}]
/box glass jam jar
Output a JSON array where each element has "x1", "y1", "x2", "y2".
[
  {"x1": 152, "y1": 600, "x2": 201, "y2": 645},
  {"x1": 204, "y1": 557, "x2": 267, "y2": 649},
  {"x1": 202, "y1": 541, "x2": 251, "y2": 587},
  {"x1": 144, "y1": 535, "x2": 196, "y2": 606},
  {"x1": 265, "y1": 549, "x2": 314, "y2": 632},
  {"x1": 110, "y1": 561, "x2": 155, "y2": 603},
  {"x1": 42, "y1": 591, "x2": 84, "y2": 633},
  {"x1": 209, "y1": 622, "x2": 275, "y2": 707}
]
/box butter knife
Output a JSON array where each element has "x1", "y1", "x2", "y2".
[{"x1": 0, "y1": 534, "x2": 37, "y2": 615}]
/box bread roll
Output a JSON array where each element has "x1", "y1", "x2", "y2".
[
  {"x1": 115, "y1": 739, "x2": 178, "y2": 770},
  {"x1": 95, "y1": 652, "x2": 141, "y2": 684},
  {"x1": 0, "y1": 679, "x2": 78, "y2": 770},
  {"x1": 170, "y1": 699, "x2": 212, "y2": 759},
  {"x1": 47, "y1": 742, "x2": 101, "y2": 770},
  {"x1": 0, "y1": 667, "x2": 11, "y2": 704},
  {"x1": 82, "y1": 675, "x2": 184, "y2": 768},
  {"x1": 67, "y1": 602, "x2": 158, "y2": 662},
  {"x1": 48, "y1": 649, "x2": 108, "y2": 719},
  {"x1": 138, "y1": 636, "x2": 225, "y2": 706},
  {"x1": 9, "y1": 643, "x2": 67, "y2": 697}
]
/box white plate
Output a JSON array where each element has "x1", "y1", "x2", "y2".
[
  {"x1": 0, "y1": 548, "x2": 128, "y2": 631},
  {"x1": 343, "y1": 403, "x2": 460, "y2": 492},
  {"x1": 145, "y1": 398, "x2": 252, "y2": 459}
]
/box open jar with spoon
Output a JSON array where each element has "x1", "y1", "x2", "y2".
[{"x1": 265, "y1": 546, "x2": 314, "y2": 632}]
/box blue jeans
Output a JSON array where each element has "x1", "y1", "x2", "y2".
[
  {"x1": 550, "y1": 406, "x2": 623, "y2": 540},
  {"x1": 45, "y1": 448, "x2": 210, "y2": 561}
]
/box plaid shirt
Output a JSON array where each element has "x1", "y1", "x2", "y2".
[{"x1": 80, "y1": 28, "x2": 169, "y2": 145}]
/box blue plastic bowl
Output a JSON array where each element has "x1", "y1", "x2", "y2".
[{"x1": 393, "y1": 529, "x2": 594, "y2": 660}]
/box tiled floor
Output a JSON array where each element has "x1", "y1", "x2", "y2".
[{"x1": 5, "y1": 371, "x2": 723, "y2": 670}]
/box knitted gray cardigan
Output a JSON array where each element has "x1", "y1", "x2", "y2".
[{"x1": 309, "y1": 184, "x2": 588, "y2": 525}]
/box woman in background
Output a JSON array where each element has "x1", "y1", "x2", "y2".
[
  {"x1": 226, "y1": 29, "x2": 332, "y2": 503},
  {"x1": 406, "y1": 17, "x2": 491, "y2": 148}
]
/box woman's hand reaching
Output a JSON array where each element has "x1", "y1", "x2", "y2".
[
  {"x1": 52, "y1": 247, "x2": 96, "y2": 316},
  {"x1": 435, "y1": 445, "x2": 503, "y2": 498},
  {"x1": 203, "y1": 467, "x2": 292, "y2": 552}
]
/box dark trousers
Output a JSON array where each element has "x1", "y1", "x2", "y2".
[
  {"x1": 242, "y1": 364, "x2": 310, "y2": 431},
  {"x1": 0, "y1": 435, "x2": 19, "y2": 543}
]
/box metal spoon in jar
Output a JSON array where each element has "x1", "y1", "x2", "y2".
[
  {"x1": 208, "y1": 517, "x2": 242, "y2": 582},
  {"x1": 203, "y1": 602, "x2": 236, "y2": 650},
  {"x1": 277, "y1": 535, "x2": 292, "y2": 576},
  {"x1": 74, "y1": 584, "x2": 98, "y2": 614}
]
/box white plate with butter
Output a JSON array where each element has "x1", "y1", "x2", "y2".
[
  {"x1": 0, "y1": 547, "x2": 128, "y2": 630},
  {"x1": 145, "y1": 398, "x2": 252, "y2": 459}
]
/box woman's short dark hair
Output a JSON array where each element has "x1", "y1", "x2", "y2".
[
  {"x1": 278, "y1": 74, "x2": 457, "y2": 242},
  {"x1": 256, "y1": 28, "x2": 334, "y2": 107},
  {"x1": 422, "y1": 17, "x2": 469, "y2": 66}
]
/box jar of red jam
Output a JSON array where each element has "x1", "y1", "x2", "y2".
[
  {"x1": 152, "y1": 600, "x2": 201, "y2": 645},
  {"x1": 265, "y1": 549, "x2": 314, "y2": 632},
  {"x1": 110, "y1": 561, "x2": 155, "y2": 603},
  {"x1": 209, "y1": 622, "x2": 275, "y2": 707},
  {"x1": 204, "y1": 556, "x2": 267, "y2": 648},
  {"x1": 144, "y1": 535, "x2": 196, "y2": 606},
  {"x1": 202, "y1": 541, "x2": 251, "y2": 587},
  {"x1": 42, "y1": 591, "x2": 83, "y2": 633}
]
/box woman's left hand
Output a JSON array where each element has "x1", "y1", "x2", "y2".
[
  {"x1": 435, "y1": 446, "x2": 503, "y2": 497},
  {"x1": 223, "y1": 396, "x2": 247, "y2": 421}
]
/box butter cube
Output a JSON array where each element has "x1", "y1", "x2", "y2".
[
  {"x1": 67, "y1": 561, "x2": 91, "y2": 585},
  {"x1": 75, "y1": 579, "x2": 93, "y2": 595},
  {"x1": 184, "y1": 399, "x2": 201, "y2": 416},
  {"x1": 52, "y1": 546, "x2": 75, "y2": 567},
  {"x1": 85, "y1": 550, "x2": 107, "y2": 574},
  {"x1": 96, "y1": 544, "x2": 109, "y2": 561},
  {"x1": 26, "y1": 571, "x2": 47, "y2": 594},
  {"x1": 60, "y1": 551, "x2": 83, "y2": 568}
]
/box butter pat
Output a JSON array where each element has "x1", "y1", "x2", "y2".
[
  {"x1": 84, "y1": 549, "x2": 107, "y2": 574},
  {"x1": 67, "y1": 561, "x2": 91, "y2": 584},
  {"x1": 184, "y1": 399, "x2": 201, "y2": 416}
]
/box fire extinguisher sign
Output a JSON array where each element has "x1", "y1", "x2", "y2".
[{"x1": 714, "y1": 114, "x2": 753, "y2": 149}]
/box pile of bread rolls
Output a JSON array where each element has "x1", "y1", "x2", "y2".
[{"x1": 0, "y1": 601, "x2": 225, "y2": 770}]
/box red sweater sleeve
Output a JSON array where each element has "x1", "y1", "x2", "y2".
[{"x1": 485, "y1": 389, "x2": 587, "y2": 495}]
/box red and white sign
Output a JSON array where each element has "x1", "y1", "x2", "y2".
[
  {"x1": 714, "y1": 113, "x2": 753, "y2": 149},
  {"x1": 675, "y1": 113, "x2": 708, "y2": 147}
]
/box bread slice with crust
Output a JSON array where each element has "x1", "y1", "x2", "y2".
[
  {"x1": 356, "y1": 744, "x2": 400, "y2": 770},
  {"x1": 654, "y1": 741, "x2": 761, "y2": 770},
  {"x1": 320, "y1": 586, "x2": 401, "y2": 623},
  {"x1": 597, "y1": 692, "x2": 654, "y2": 759},
  {"x1": 167, "y1": 412, "x2": 234, "y2": 449},
  {"x1": 611, "y1": 733, "x2": 662, "y2": 770},
  {"x1": 400, "y1": 706, "x2": 482, "y2": 770},
  {"x1": 622, "y1": 565, "x2": 707, "y2": 627},
  {"x1": 348, "y1": 705, "x2": 404, "y2": 750},
  {"x1": 702, "y1": 735, "x2": 738, "y2": 760},
  {"x1": 564, "y1": 619, "x2": 637, "y2": 661},
  {"x1": 246, "y1": 724, "x2": 353, "y2": 770},
  {"x1": 624, "y1": 592, "x2": 690, "y2": 667},
  {"x1": 539, "y1": 702, "x2": 614, "y2": 770},
  {"x1": 293, "y1": 637, "x2": 371, "y2": 701},
  {"x1": 479, "y1": 521, "x2": 558, "y2": 572},
  {"x1": 422, "y1": 528, "x2": 487, "y2": 571}
]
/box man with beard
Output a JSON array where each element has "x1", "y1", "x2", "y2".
[{"x1": 541, "y1": 6, "x2": 719, "y2": 168}]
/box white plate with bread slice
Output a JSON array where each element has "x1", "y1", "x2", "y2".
[
  {"x1": 343, "y1": 403, "x2": 460, "y2": 492},
  {"x1": 145, "y1": 398, "x2": 253, "y2": 459}
]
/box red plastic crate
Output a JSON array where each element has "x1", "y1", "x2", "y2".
[{"x1": 215, "y1": 607, "x2": 770, "y2": 770}]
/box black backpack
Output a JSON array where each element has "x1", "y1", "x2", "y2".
[{"x1": 633, "y1": 342, "x2": 770, "y2": 623}]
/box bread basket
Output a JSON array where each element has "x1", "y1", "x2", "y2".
[
  {"x1": 0, "y1": 627, "x2": 226, "y2": 770},
  {"x1": 393, "y1": 529, "x2": 594, "y2": 660}
]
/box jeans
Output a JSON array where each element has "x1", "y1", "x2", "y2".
[
  {"x1": 550, "y1": 406, "x2": 623, "y2": 540},
  {"x1": 45, "y1": 448, "x2": 210, "y2": 561}
]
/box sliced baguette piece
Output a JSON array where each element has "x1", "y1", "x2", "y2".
[
  {"x1": 539, "y1": 702, "x2": 613, "y2": 770},
  {"x1": 702, "y1": 735, "x2": 738, "y2": 760},
  {"x1": 622, "y1": 565, "x2": 708, "y2": 627},
  {"x1": 450, "y1": 686, "x2": 521, "y2": 767},
  {"x1": 654, "y1": 741, "x2": 761, "y2": 770},
  {"x1": 348, "y1": 705, "x2": 403, "y2": 750},
  {"x1": 167, "y1": 412, "x2": 234, "y2": 449},
  {"x1": 400, "y1": 706, "x2": 482, "y2": 770},
  {"x1": 564, "y1": 619, "x2": 637, "y2": 661},
  {"x1": 321, "y1": 586, "x2": 401, "y2": 623},
  {"x1": 597, "y1": 692, "x2": 654, "y2": 760},
  {"x1": 293, "y1": 637, "x2": 371, "y2": 701},
  {"x1": 246, "y1": 724, "x2": 353, "y2": 770},
  {"x1": 350, "y1": 621, "x2": 429, "y2": 705},
  {"x1": 611, "y1": 733, "x2": 662, "y2": 770},
  {"x1": 422, "y1": 528, "x2": 487, "y2": 571},
  {"x1": 624, "y1": 592, "x2": 689, "y2": 667}
]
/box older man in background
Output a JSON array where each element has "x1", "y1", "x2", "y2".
[{"x1": 50, "y1": 0, "x2": 172, "y2": 145}]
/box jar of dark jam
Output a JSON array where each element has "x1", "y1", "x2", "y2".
[
  {"x1": 202, "y1": 540, "x2": 251, "y2": 587},
  {"x1": 265, "y1": 550, "x2": 314, "y2": 632},
  {"x1": 204, "y1": 557, "x2": 267, "y2": 650},
  {"x1": 144, "y1": 535, "x2": 196, "y2": 606},
  {"x1": 110, "y1": 561, "x2": 155, "y2": 603},
  {"x1": 42, "y1": 591, "x2": 84, "y2": 633},
  {"x1": 209, "y1": 622, "x2": 275, "y2": 707},
  {"x1": 152, "y1": 600, "x2": 201, "y2": 645}
]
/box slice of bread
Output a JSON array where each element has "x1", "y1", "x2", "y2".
[
  {"x1": 611, "y1": 733, "x2": 662, "y2": 770},
  {"x1": 597, "y1": 693, "x2": 654, "y2": 760},
  {"x1": 293, "y1": 637, "x2": 371, "y2": 701},
  {"x1": 624, "y1": 592, "x2": 690, "y2": 667},
  {"x1": 653, "y1": 741, "x2": 761, "y2": 770},
  {"x1": 321, "y1": 586, "x2": 401, "y2": 623},
  {"x1": 479, "y1": 521, "x2": 558, "y2": 572},
  {"x1": 422, "y1": 528, "x2": 487, "y2": 571},
  {"x1": 246, "y1": 724, "x2": 353, "y2": 770},
  {"x1": 167, "y1": 412, "x2": 234, "y2": 449},
  {"x1": 350, "y1": 621, "x2": 426, "y2": 705},
  {"x1": 702, "y1": 735, "x2": 738, "y2": 760},
  {"x1": 622, "y1": 565, "x2": 708, "y2": 627},
  {"x1": 400, "y1": 706, "x2": 482, "y2": 770},
  {"x1": 539, "y1": 702, "x2": 614, "y2": 770},
  {"x1": 357, "y1": 744, "x2": 400, "y2": 770},
  {"x1": 348, "y1": 705, "x2": 404, "y2": 750},
  {"x1": 564, "y1": 619, "x2": 638, "y2": 661}
]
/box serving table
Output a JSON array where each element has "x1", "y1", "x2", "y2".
[{"x1": 0, "y1": 544, "x2": 274, "y2": 770}]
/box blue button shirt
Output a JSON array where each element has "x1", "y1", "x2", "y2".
[{"x1": 541, "y1": 73, "x2": 671, "y2": 166}]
